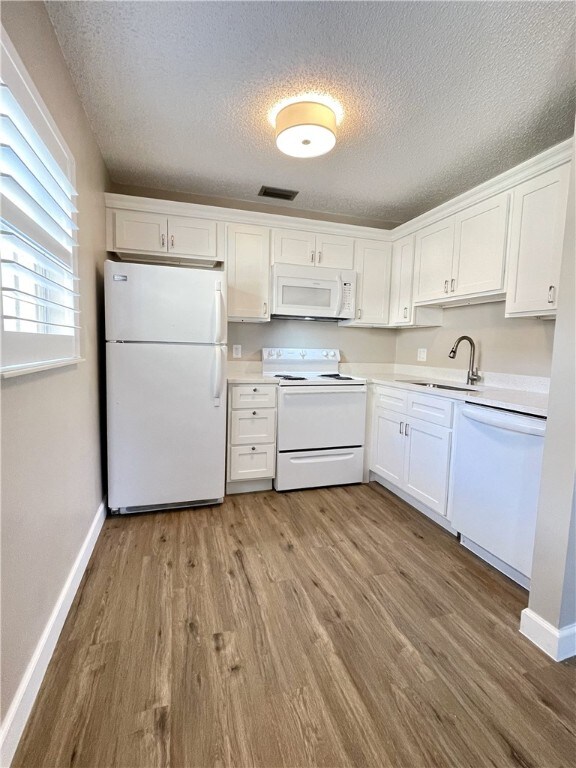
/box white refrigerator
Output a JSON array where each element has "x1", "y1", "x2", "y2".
[{"x1": 105, "y1": 260, "x2": 227, "y2": 513}]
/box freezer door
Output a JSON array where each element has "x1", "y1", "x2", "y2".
[
  {"x1": 105, "y1": 260, "x2": 226, "y2": 344},
  {"x1": 107, "y1": 343, "x2": 226, "y2": 510}
]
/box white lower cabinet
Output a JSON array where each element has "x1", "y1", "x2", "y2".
[
  {"x1": 370, "y1": 385, "x2": 452, "y2": 516},
  {"x1": 227, "y1": 383, "x2": 277, "y2": 491}
]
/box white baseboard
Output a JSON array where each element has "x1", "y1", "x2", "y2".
[
  {"x1": 0, "y1": 499, "x2": 107, "y2": 767},
  {"x1": 520, "y1": 608, "x2": 576, "y2": 661}
]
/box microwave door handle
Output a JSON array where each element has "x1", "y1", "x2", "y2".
[{"x1": 335, "y1": 273, "x2": 343, "y2": 316}]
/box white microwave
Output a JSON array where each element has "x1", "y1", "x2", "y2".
[{"x1": 271, "y1": 263, "x2": 356, "y2": 320}]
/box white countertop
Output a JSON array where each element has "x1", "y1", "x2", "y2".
[
  {"x1": 227, "y1": 371, "x2": 548, "y2": 416},
  {"x1": 370, "y1": 374, "x2": 548, "y2": 417}
]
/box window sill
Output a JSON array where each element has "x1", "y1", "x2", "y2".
[{"x1": 1, "y1": 357, "x2": 85, "y2": 379}]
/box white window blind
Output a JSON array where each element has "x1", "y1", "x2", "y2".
[{"x1": 1, "y1": 30, "x2": 79, "y2": 375}]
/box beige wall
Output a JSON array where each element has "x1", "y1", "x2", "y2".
[
  {"x1": 1, "y1": 3, "x2": 109, "y2": 720},
  {"x1": 394, "y1": 301, "x2": 555, "y2": 376},
  {"x1": 528, "y1": 160, "x2": 575, "y2": 630},
  {"x1": 228, "y1": 320, "x2": 397, "y2": 364}
]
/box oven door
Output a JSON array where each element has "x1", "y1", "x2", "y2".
[{"x1": 277, "y1": 385, "x2": 367, "y2": 451}]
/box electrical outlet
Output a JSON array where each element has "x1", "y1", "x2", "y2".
[
  {"x1": 232, "y1": 345, "x2": 242, "y2": 359},
  {"x1": 417, "y1": 348, "x2": 427, "y2": 362}
]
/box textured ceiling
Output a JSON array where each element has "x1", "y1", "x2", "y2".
[{"x1": 46, "y1": 1, "x2": 575, "y2": 227}]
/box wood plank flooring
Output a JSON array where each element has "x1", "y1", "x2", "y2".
[{"x1": 13, "y1": 482, "x2": 576, "y2": 768}]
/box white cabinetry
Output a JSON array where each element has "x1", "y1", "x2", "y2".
[
  {"x1": 272, "y1": 228, "x2": 354, "y2": 269},
  {"x1": 227, "y1": 224, "x2": 271, "y2": 322},
  {"x1": 108, "y1": 207, "x2": 218, "y2": 265},
  {"x1": 413, "y1": 192, "x2": 509, "y2": 305},
  {"x1": 389, "y1": 235, "x2": 443, "y2": 327},
  {"x1": 370, "y1": 385, "x2": 453, "y2": 516},
  {"x1": 505, "y1": 164, "x2": 570, "y2": 317},
  {"x1": 343, "y1": 240, "x2": 391, "y2": 326},
  {"x1": 227, "y1": 384, "x2": 277, "y2": 492}
]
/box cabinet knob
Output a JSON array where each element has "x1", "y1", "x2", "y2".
[
  {"x1": 251, "y1": 446, "x2": 256, "y2": 451},
  {"x1": 252, "y1": 411, "x2": 257, "y2": 416},
  {"x1": 253, "y1": 387, "x2": 258, "y2": 392}
]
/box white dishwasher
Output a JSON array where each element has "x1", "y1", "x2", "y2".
[{"x1": 449, "y1": 402, "x2": 546, "y2": 588}]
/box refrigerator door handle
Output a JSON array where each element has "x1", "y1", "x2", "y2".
[
  {"x1": 213, "y1": 345, "x2": 226, "y2": 406},
  {"x1": 214, "y1": 281, "x2": 224, "y2": 344}
]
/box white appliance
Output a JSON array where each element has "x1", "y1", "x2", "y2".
[
  {"x1": 105, "y1": 260, "x2": 227, "y2": 513},
  {"x1": 263, "y1": 348, "x2": 367, "y2": 491},
  {"x1": 271, "y1": 263, "x2": 356, "y2": 320},
  {"x1": 449, "y1": 402, "x2": 546, "y2": 588}
]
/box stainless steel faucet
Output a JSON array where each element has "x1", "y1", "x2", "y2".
[{"x1": 448, "y1": 335, "x2": 480, "y2": 385}]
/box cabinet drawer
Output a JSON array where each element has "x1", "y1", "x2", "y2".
[
  {"x1": 230, "y1": 409, "x2": 276, "y2": 445},
  {"x1": 231, "y1": 385, "x2": 276, "y2": 409},
  {"x1": 373, "y1": 385, "x2": 408, "y2": 413},
  {"x1": 406, "y1": 392, "x2": 453, "y2": 427},
  {"x1": 229, "y1": 444, "x2": 275, "y2": 481}
]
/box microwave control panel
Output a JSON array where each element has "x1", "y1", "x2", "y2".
[{"x1": 342, "y1": 282, "x2": 354, "y2": 314}]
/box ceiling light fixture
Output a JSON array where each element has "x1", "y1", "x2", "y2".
[{"x1": 274, "y1": 100, "x2": 338, "y2": 158}]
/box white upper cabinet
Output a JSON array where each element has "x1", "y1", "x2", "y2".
[
  {"x1": 413, "y1": 192, "x2": 509, "y2": 304},
  {"x1": 227, "y1": 224, "x2": 271, "y2": 322},
  {"x1": 113, "y1": 210, "x2": 168, "y2": 255},
  {"x1": 413, "y1": 219, "x2": 455, "y2": 303},
  {"x1": 272, "y1": 228, "x2": 316, "y2": 266},
  {"x1": 167, "y1": 215, "x2": 217, "y2": 259},
  {"x1": 109, "y1": 207, "x2": 219, "y2": 265},
  {"x1": 452, "y1": 192, "x2": 509, "y2": 297},
  {"x1": 344, "y1": 240, "x2": 391, "y2": 326},
  {"x1": 389, "y1": 235, "x2": 415, "y2": 325},
  {"x1": 505, "y1": 164, "x2": 570, "y2": 317},
  {"x1": 272, "y1": 228, "x2": 354, "y2": 269},
  {"x1": 315, "y1": 234, "x2": 355, "y2": 269}
]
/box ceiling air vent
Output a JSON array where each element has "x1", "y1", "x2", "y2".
[{"x1": 258, "y1": 185, "x2": 299, "y2": 201}]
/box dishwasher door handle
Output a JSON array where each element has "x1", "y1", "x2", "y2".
[{"x1": 461, "y1": 406, "x2": 546, "y2": 436}]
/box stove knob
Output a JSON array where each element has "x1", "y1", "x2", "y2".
[
  {"x1": 300, "y1": 350, "x2": 306, "y2": 358},
  {"x1": 267, "y1": 349, "x2": 275, "y2": 358},
  {"x1": 276, "y1": 350, "x2": 282, "y2": 358},
  {"x1": 322, "y1": 350, "x2": 329, "y2": 357},
  {"x1": 329, "y1": 351, "x2": 336, "y2": 358}
]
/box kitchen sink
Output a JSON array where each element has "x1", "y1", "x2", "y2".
[{"x1": 407, "y1": 382, "x2": 479, "y2": 392}]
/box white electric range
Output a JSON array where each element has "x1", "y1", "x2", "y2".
[{"x1": 262, "y1": 348, "x2": 367, "y2": 491}]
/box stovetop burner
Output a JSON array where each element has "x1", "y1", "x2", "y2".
[
  {"x1": 318, "y1": 373, "x2": 354, "y2": 381},
  {"x1": 274, "y1": 374, "x2": 307, "y2": 381}
]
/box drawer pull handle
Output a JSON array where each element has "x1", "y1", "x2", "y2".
[
  {"x1": 444, "y1": 280, "x2": 449, "y2": 294},
  {"x1": 399, "y1": 421, "x2": 404, "y2": 435},
  {"x1": 311, "y1": 251, "x2": 315, "y2": 263},
  {"x1": 170, "y1": 234, "x2": 175, "y2": 248},
  {"x1": 548, "y1": 285, "x2": 555, "y2": 304},
  {"x1": 403, "y1": 307, "x2": 408, "y2": 318},
  {"x1": 404, "y1": 423, "x2": 410, "y2": 436},
  {"x1": 161, "y1": 233, "x2": 166, "y2": 248},
  {"x1": 451, "y1": 278, "x2": 455, "y2": 292}
]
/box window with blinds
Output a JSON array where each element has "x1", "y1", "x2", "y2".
[{"x1": 1, "y1": 31, "x2": 79, "y2": 375}]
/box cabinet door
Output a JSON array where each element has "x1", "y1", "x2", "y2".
[
  {"x1": 315, "y1": 234, "x2": 355, "y2": 269},
  {"x1": 371, "y1": 406, "x2": 406, "y2": 485},
  {"x1": 452, "y1": 192, "x2": 509, "y2": 297},
  {"x1": 505, "y1": 164, "x2": 570, "y2": 316},
  {"x1": 230, "y1": 409, "x2": 276, "y2": 445},
  {"x1": 227, "y1": 224, "x2": 270, "y2": 321},
  {"x1": 349, "y1": 240, "x2": 391, "y2": 326},
  {"x1": 404, "y1": 418, "x2": 451, "y2": 516},
  {"x1": 229, "y1": 444, "x2": 275, "y2": 481},
  {"x1": 390, "y1": 235, "x2": 414, "y2": 324},
  {"x1": 413, "y1": 220, "x2": 455, "y2": 303},
  {"x1": 168, "y1": 215, "x2": 217, "y2": 259},
  {"x1": 272, "y1": 229, "x2": 316, "y2": 266},
  {"x1": 113, "y1": 210, "x2": 168, "y2": 254}
]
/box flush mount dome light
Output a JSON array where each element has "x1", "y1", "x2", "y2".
[{"x1": 275, "y1": 101, "x2": 337, "y2": 158}]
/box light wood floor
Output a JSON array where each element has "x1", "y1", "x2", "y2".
[{"x1": 13, "y1": 482, "x2": 576, "y2": 768}]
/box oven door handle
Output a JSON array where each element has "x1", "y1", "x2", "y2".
[{"x1": 281, "y1": 386, "x2": 366, "y2": 396}]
